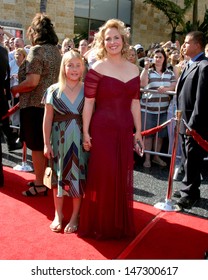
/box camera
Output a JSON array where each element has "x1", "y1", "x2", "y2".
[{"x1": 149, "y1": 58, "x2": 155, "y2": 63}]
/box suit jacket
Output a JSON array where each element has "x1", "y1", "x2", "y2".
[
  {"x1": 0, "y1": 46, "x2": 10, "y2": 120},
  {"x1": 176, "y1": 53, "x2": 208, "y2": 139}
]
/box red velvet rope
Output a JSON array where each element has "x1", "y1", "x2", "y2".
[
  {"x1": 1, "y1": 102, "x2": 20, "y2": 120},
  {"x1": 141, "y1": 118, "x2": 172, "y2": 137},
  {"x1": 3, "y1": 105, "x2": 208, "y2": 152}
]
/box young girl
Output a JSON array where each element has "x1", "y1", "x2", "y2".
[{"x1": 42, "y1": 49, "x2": 88, "y2": 233}]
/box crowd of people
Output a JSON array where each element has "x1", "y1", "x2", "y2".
[{"x1": 0, "y1": 14, "x2": 208, "y2": 239}]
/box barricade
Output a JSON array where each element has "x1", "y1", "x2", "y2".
[{"x1": 140, "y1": 88, "x2": 176, "y2": 158}]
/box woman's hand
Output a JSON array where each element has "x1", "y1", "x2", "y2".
[
  {"x1": 134, "y1": 131, "x2": 144, "y2": 157},
  {"x1": 158, "y1": 86, "x2": 166, "y2": 93},
  {"x1": 10, "y1": 85, "x2": 19, "y2": 97},
  {"x1": 83, "y1": 132, "x2": 92, "y2": 151}
]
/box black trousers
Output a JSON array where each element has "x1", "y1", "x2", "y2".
[
  {"x1": 180, "y1": 134, "x2": 207, "y2": 199},
  {"x1": 0, "y1": 126, "x2": 4, "y2": 186}
]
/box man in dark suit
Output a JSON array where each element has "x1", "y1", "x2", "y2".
[
  {"x1": 0, "y1": 45, "x2": 22, "y2": 187},
  {"x1": 175, "y1": 31, "x2": 208, "y2": 209},
  {"x1": 0, "y1": 45, "x2": 10, "y2": 186},
  {"x1": 0, "y1": 45, "x2": 22, "y2": 153}
]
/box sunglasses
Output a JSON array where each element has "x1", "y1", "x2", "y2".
[{"x1": 137, "y1": 49, "x2": 144, "y2": 53}]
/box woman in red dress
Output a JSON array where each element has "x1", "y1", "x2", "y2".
[{"x1": 78, "y1": 19, "x2": 144, "y2": 240}]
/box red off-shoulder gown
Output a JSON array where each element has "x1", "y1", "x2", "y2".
[{"x1": 78, "y1": 69, "x2": 140, "y2": 240}]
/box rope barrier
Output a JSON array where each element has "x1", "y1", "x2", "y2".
[
  {"x1": 183, "y1": 119, "x2": 208, "y2": 152},
  {"x1": 4, "y1": 103, "x2": 208, "y2": 209},
  {"x1": 1, "y1": 102, "x2": 20, "y2": 120},
  {"x1": 141, "y1": 118, "x2": 173, "y2": 137}
]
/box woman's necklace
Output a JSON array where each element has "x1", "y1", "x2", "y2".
[{"x1": 66, "y1": 81, "x2": 80, "y2": 92}]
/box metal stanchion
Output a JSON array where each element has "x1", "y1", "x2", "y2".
[
  {"x1": 13, "y1": 142, "x2": 33, "y2": 172},
  {"x1": 154, "y1": 110, "x2": 182, "y2": 211}
]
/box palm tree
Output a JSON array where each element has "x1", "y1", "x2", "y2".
[
  {"x1": 143, "y1": 0, "x2": 194, "y2": 41},
  {"x1": 40, "y1": 0, "x2": 47, "y2": 13},
  {"x1": 181, "y1": 7, "x2": 208, "y2": 40},
  {"x1": 192, "y1": 0, "x2": 198, "y2": 30}
]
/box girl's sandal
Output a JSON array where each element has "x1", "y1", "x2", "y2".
[{"x1": 64, "y1": 223, "x2": 78, "y2": 234}]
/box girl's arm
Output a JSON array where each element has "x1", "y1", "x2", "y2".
[
  {"x1": 43, "y1": 103, "x2": 54, "y2": 159},
  {"x1": 82, "y1": 97, "x2": 95, "y2": 151}
]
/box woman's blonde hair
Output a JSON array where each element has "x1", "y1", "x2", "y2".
[
  {"x1": 15, "y1": 48, "x2": 27, "y2": 59},
  {"x1": 95, "y1": 18, "x2": 130, "y2": 60},
  {"x1": 57, "y1": 49, "x2": 84, "y2": 98}
]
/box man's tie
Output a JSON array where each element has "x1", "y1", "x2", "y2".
[{"x1": 181, "y1": 62, "x2": 190, "y2": 78}]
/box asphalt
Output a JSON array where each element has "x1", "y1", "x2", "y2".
[{"x1": 1, "y1": 140, "x2": 208, "y2": 220}]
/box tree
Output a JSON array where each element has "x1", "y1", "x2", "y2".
[
  {"x1": 40, "y1": 0, "x2": 47, "y2": 13},
  {"x1": 143, "y1": 0, "x2": 194, "y2": 41},
  {"x1": 180, "y1": 7, "x2": 208, "y2": 40},
  {"x1": 192, "y1": 0, "x2": 198, "y2": 31}
]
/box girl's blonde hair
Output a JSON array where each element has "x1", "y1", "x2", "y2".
[
  {"x1": 95, "y1": 18, "x2": 130, "y2": 60},
  {"x1": 57, "y1": 49, "x2": 84, "y2": 98}
]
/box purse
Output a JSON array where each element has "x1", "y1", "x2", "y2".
[{"x1": 43, "y1": 159, "x2": 57, "y2": 189}]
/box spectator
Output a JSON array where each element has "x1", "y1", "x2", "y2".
[
  {"x1": 11, "y1": 13, "x2": 62, "y2": 196},
  {"x1": 127, "y1": 45, "x2": 143, "y2": 73},
  {"x1": 78, "y1": 39, "x2": 88, "y2": 56},
  {"x1": 0, "y1": 26, "x2": 13, "y2": 48},
  {"x1": 8, "y1": 37, "x2": 15, "y2": 52},
  {"x1": 83, "y1": 35, "x2": 98, "y2": 69},
  {"x1": 140, "y1": 48, "x2": 176, "y2": 168},
  {"x1": 9, "y1": 48, "x2": 27, "y2": 128},
  {"x1": 0, "y1": 46, "x2": 10, "y2": 186},
  {"x1": 0, "y1": 45, "x2": 21, "y2": 152},
  {"x1": 61, "y1": 38, "x2": 75, "y2": 55},
  {"x1": 205, "y1": 43, "x2": 208, "y2": 58},
  {"x1": 8, "y1": 37, "x2": 28, "y2": 62},
  {"x1": 134, "y1": 43, "x2": 146, "y2": 68}
]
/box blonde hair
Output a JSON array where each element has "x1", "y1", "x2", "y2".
[
  {"x1": 95, "y1": 18, "x2": 129, "y2": 60},
  {"x1": 15, "y1": 48, "x2": 27, "y2": 59},
  {"x1": 127, "y1": 45, "x2": 137, "y2": 64},
  {"x1": 57, "y1": 49, "x2": 84, "y2": 98}
]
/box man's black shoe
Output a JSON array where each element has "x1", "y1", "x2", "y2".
[
  {"x1": 8, "y1": 141, "x2": 23, "y2": 152},
  {"x1": 0, "y1": 172, "x2": 4, "y2": 187},
  {"x1": 173, "y1": 190, "x2": 181, "y2": 198},
  {"x1": 177, "y1": 197, "x2": 198, "y2": 209}
]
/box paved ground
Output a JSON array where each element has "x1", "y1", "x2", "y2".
[{"x1": 2, "y1": 141, "x2": 208, "y2": 219}]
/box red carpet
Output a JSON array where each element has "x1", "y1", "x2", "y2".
[{"x1": 0, "y1": 166, "x2": 207, "y2": 260}]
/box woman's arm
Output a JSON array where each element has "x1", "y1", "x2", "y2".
[
  {"x1": 158, "y1": 81, "x2": 177, "y2": 93},
  {"x1": 82, "y1": 97, "x2": 95, "y2": 151},
  {"x1": 11, "y1": 73, "x2": 40, "y2": 96},
  {"x1": 43, "y1": 104, "x2": 54, "y2": 159},
  {"x1": 140, "y1": 60, "x2": 150, "y2": 87},
  {"x1": 131, "y1": 99, "x2": 144, "y2": 149}
]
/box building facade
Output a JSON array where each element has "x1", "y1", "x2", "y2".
[{"x1": 0, "y1": 0, "x2": 207, "y2": 49}]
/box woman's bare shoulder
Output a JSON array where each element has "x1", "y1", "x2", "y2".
[
  {"x1": 127, "y1": 60, "x2": 140, "y2": 74},
  {"x1": 92, "y1": 60, "x2": 106, "y2": 74}
]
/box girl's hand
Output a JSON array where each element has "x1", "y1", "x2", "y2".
[{"x1": 83, "y1": 132, "x2": 92, "y2": 151}]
